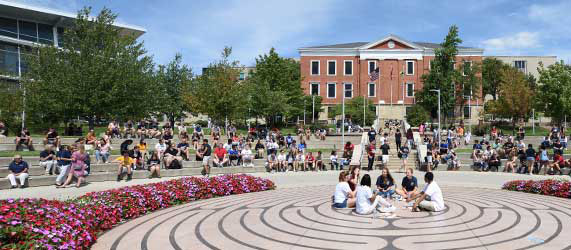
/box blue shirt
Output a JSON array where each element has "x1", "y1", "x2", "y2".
[
  {"x1": 401, "y1": 176, "x2": 418, "y2": 192},
  {"x1": 473, "y1": 144, "x2": 482, "y2": 150},
  {"x1": 229, "y1": 149, "x2": 238, "y2": 155},
  {"x1": 57, "y1": 150, "x2": 72, "y2": 166},
  {"x1": 9, "y1": 161, "x2": 28, "y2": 173}
]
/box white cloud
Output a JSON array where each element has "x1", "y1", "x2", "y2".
[{"x1": 481, "y1": 32, "x2": 540, "y2": 50}]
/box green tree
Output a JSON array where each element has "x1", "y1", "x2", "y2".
[
  {"x1": 485, "y1": 66, "x2": 534, "y2": 133},
  {"x1": 406, "y1": 104, "x2": 430, "y2": 127},
  {"x1": 0, "y1": 82, "x2": 23, "y2": 134},
  {"x1": 186, "y1": 47, "x2": 246, "y2": 125},
  {"x1": 245, "y1": 48, "x2": 304, "y2": 126},
  {"x1": 481, "y1": 57, "x2": 505, "y2": 100},
  {"x1": 455, "y1": 60, "x2": 481, "y2": 117},
  {"x1": 333, "y1": 97, "x2": 375, "y2": 126},
  {"x1": 416, "y1": 25, "x2": 462, "y2": 122},
  {"x1": 155, "y1": 53, "x2": 193, "y2": 125},
  {"x1": 536, "y1": 62, "x2": 571, "y2": 124},
  {"x1": 23, "y1": 7, "x2": 155, "y2": 128}
]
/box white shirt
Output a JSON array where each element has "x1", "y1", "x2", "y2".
[
  {"x1": 223, "y1": 143, "x2": 232, "y2": 151},
  {"x1": 155, "y1": 143, "x2": 166, "y2": 153},
  {"x1": 277, "y1": 153, "x2": 286, "y2": 161},
  {"x1": 241, "y1": 149, "x2": 252, "y2": 158},
  {"x1": 330, "y1": 154, "x2": 338, "y2": 163},
  {"x1": 422, "y1": 181, "x2": 445, "y2": 211},
  {"x1": 334, "y1": 182, "x2": 351, "y2": 204},
  {"x1": 356, "y1": 185, "x2": 374, "y2": 214}
]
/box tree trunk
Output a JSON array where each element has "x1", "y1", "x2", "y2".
[{"x1": 88, "y1": 116, "x2": 95, "y2": 131}]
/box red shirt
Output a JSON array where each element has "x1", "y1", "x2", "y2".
[
  {"x1": 306, "y1": 155, "x2": 315, "y2": 162},
  {"x1": 555, "y1": 154, "x2": 565, "y2": 164},
  {"x1": 214, "y1": 148, "x2": 227, "y2": 159},
  {"x1": 367, "y1": 145, "x2": 375, "y2": 157},
  {"x1": 345, "y1": 144, "x2": 354, "y2": 151}
]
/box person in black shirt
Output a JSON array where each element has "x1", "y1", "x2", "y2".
[
  {"x1": 15, "y1": 128, "x2": 34, "y2": 151},
  {"x1": 395, "y1": 129, "x2": 402, "y2": 151},
  {"x1": 524, "y1": 144, "x2": 536, "y2": 175},
  {"x1": 164, "y1": 143, "x2": 182, "y2": 168},
  {"x1": 367, "y1": 129, "x2": 377, "y2": 143},
  {"x1": 131, "y1": 146, "x2": 144, "y2": 170},
  {"x1": 380, "y1": 143, "x2": 390, "y2": 167},
  {"x1": 177, "y1": 138, "x2": 191, "y2": 160},
  {"x1": 40, "y1": 145, "x2": 57, "y2": 175},
  {"x1": 255, "y1": 140, "x2": 265, "y2": 159},
  {"x1": 553, "y1": 139, "x2": 563, "y2": 155},
  {"x1": 376, "y1": 167, "x2": 395, "y2": 199},
  {"x1": 146, "y1": 151, "x2": 161, "y2": 178},
  {"x1": 197, "y1": 139, "x2": 212, "y2": 176},
  {"x1": 120, "y1": 139, "x2": 133, "y2": 155},
  {"x1": 43, "y1": 128, "x2": 60, "y2": 148}
]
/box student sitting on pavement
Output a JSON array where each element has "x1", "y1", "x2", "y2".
[
  {"x1": 376, "y1": 167, "x2": 396, "y2": 199},
  {"x1": 407, "y1": 172, "x2": 445, "y2": 212},
  {"x1": 396, "y1": 168, "x2": 419, "y2": 200},
  {"x1": 332, "y1": 171, "x2": 356, "y2": 209},
  {"x1": 356, "y1": 174, "x2": 396, "y2": 215},
  {"x1": 6, "y1": 155, "x2": 29, "y2": 189}
]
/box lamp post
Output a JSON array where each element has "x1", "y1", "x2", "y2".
[
  {"x1": 312, "y1": 95, "x2": 315, "y2": 124},
  {"x1": 464, "y1": 94, "x2": 472, "y2": 133},
  {"x1": 401, "y1": 69, "x2": 405, "y2": 119},
  {"x1": 303, "y1": 99, "x2": 306, "y2": 126},
  {"x1": 430, "y1": 89, "x2": 441, "y2": 140},
  {"x1": 342, "y1": 83, "x2": 346, "y2": 147}
]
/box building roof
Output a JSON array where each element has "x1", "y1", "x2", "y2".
[
  {"x1": 0, "y1": 0, "x2": 146, "y2": 38},
  {"x1": 304, "y1": 41, "x2": 479, "y2": 50}
]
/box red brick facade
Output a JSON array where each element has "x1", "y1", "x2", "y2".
[{"x1": 298, "y1": 35, "x2": 484, "y2": 118}]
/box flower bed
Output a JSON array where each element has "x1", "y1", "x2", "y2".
[
  {"x1": 0, "y1": 174, "x2": 275, "y2": 249},
  {"x1": 502, "y1": 179, "x2": 571, "y2": 198}
]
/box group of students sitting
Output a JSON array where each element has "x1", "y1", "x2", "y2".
[{"x1": 333, "y1": 167, "x2": 445, "y2": 214}]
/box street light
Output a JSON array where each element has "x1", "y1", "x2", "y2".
[
  {"x1": 463, "y1": 94, "x2": 472, "y2": 133},
  {"x1": 430, "y1": 89, "x2": 441, "y2": 140}
]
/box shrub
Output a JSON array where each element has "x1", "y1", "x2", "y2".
[
  {"x1": 0, "y1": 174, "x2": 275, "y2": 249},
  {"x1": 194, "y1": 120, "x2": 208, "y2": 128},
  {"x1": 473, "y1": 123, "x2": 490, "y2": 136}
]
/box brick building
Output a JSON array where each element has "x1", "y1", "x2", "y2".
[{"x1": 298, "y1": 34, "x2": 484, "y2": 121}]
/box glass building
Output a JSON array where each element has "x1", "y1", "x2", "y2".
[{"x1": 0, "y1": 0, "x2": 146, "y2": 79}]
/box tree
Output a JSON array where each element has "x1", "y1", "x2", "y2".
[
  {"x1": 406, "y1": 104, "x2": 430, "y2": 127},
  {"x1": 0, "y1": 82, "x2": 23, "y2": 134},
  {"x1": 485, "y1": 66, "x2": 534, "y2": 133},
  {"x1": 245, "y1": 48, "x2": 305, "y2": 126},
  {"x1": 186, "y1": 47, "x2": 246, "y2": 125},
  {"x1": 332, "y1": 97, "x2": 375, "y2": 126},
  {"x1": 481, "y1": 57, "x2": 505, "y2": 100},
  {"x1": 155, "y1": 53, "x2": 193, "y2": 126},
  {"x1": 454, "y1": 59, "x2": 481, "y2": 117},
  {"x1": 301, "y1": 95, "x2": 324, "y2": 123},
  {"x1": 536, "y1": 62, "x2": 571, "y2": 124},
  {"x1": 22, "y1": 7, "x2": 155, "y2": 128},
  {"x1": 416, "y1": 25, "x2": 462, "y2": 122}
]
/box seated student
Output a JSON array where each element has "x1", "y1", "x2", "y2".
[
  {"x1": 504, "y1": 150, "x2": 518, "y2": 173},
  {"x1": 136, "y1": 120, "x2": 147, "y2": 138},
  {"x1": 132, "y1": 146, "x2": 145, "y2": 170},
  {"x1": 193, "y1": 124, "x2": 203, "y2": 139},
  {"x1": 177, "y1": 138, "x2": 191, "y2": 161},
  {"x1": 315, "y1": 151, "x2": 325, "y2": 171},
  {"x1": 550, "y1": 152, "x2": 566, "y2": 175},
  {"x1": 15, "y1": 127, "x2": 34, "y2": 151},
  {"x1": 40, "y1": 145, "x2": 57, "y2": 175},
  {"x1": 164, "y1": 143, "x2": 183, "y2": 169},
  {"x1": 356, "y1": 174, "x2": 396, "y2": 214},
  {"x1": 228, "y1": 145, "x2": 242, "y2": 166},
  {"x1": 286, "y1": 150, "x2": 295, "y2": 171},
  {"x1": 86, "y1": 129, "x2": 97, "y2": 145},
  {"x1": 154, "y1": 139, "x2": 167, "y2": 159},
  {"x1": 123, "y1": 120, "x2": 135, "y2": 138},
  {"x1": 95, "y1": 139, "x2": 111, "y2": 164},
  {"x1": 146, "y1": 151, "x2": 161, "y2": 178},
  {"x1": 396, "y1": 168, "x2": 419, "y2": 200},
  {"x1": 254, "y1": 140, "x2": 265, "y2": 159},
  {"x1": 137, "y1": 139, "x2": 147, "y2": 159},
  {"x1": 344, "y1": 141, "x2": 354, "y2": 157},
  {"x1": 162, "y1": 129, "x2": 174, "y2": 141},
  {"x1": 553, "y1": 139, "x2": 563, "y2": 156},
  {"x1": 376, "y1": 167, "x2": 395, "y2": 199},
  {"x1": 439, "y1": 139, "x2": 449, "y2": 155},
  {"x1": 213, "y1": 143, "x2": 229, "y2": 168},
  {"x1": 407, "y1": 172, "x2": 445, "y2": 212},
  {"x1": 43, "y1": 128, "x2": 61, "y2": 148},
  {"x1": 6, "y1": 155, "x2": 29, "y2": 189},
  {"x1": 487, "y1": 152, "x2": 501, "y2": 172},
  {"x1": 241, "y1": 145, "x2": 254, "y2": 167},
  {"x1": 60, "y1": 145, "x2": 88, "y2": 188},
  {"x1": 305, "y1": 152, "x2": 315, "y2": 171},
  {"x1": 120, "y1": 139, "x2": 133, "y2": 156},
  {"x1": 113, "y1": 151, "x2": 135, "y2": 181},
  {"x1": 330, "y1": 151, "x2": 339, "y2": 170},
  {"x1": 266, "y1": 151, "x2": 278, "y2": 172},
  {"x1": 541, "y1": 136, "x2": 551, "y2": 149},
  {"x1": 333, "y1": 171, "x2": 357, "y2": 209},
  {"x1": 472, "y1": 140, "x2": 482, "y2": 150},
  {"x1": 294, "y1": 152, "x2": 304, "y2": 171},
  {"x1": 276, "y1": 150, "x2": 287, "y2": 172}
]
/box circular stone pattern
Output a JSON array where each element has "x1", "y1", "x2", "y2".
[{"x1": 93, "y1": 186, "x2": 571, "y2": 250}]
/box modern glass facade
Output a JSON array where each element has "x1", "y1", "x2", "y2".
[{"x1": 0, "y1": 16, "x2": 56, "y2": 45}]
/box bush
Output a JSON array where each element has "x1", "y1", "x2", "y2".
[
  {"x1": 194, "y1": 120, "x2": 208, "y2": 128},
  {"x1": 502, "y1": 179, "x2": 571, "y2": 198},
  {"x1": 406, "y1": 104, "x2": 430, "y2": 127},
  {"x1": 473, "y1": 124, "x2": 490, "y2": 136},
  {"x1": 0, "y1": 174, "x2": 275, "y2": 249}
]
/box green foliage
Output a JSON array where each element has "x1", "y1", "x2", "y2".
[
  {"x1": 244, "y1": 48, "x2": 305, "y2": 126},
  {"x1": 0, "y1": 82, "x2": 23, "y2": 134},
  {"x1": 186, "y1": 47, "x2": 246, "y2": 124},
  {"x1": 154, "y1": 53, "x2": 193, "y2": 124},
  {"x1": 416, "y1": 25, "x2": 463, "y2": 121},
  {"x1": 22, "y1": 7, "x2": 155, "y2": 124},
  {"x1": 536, "y1": 62, "x2": 571, "y2": 124},
  {"x1": 333, "y1": 96, "x2": 375, "y2": 126},
  {"x1": 406, "y1": 104, "x2": 430, "y2": 127},
  {"x1": 482, "y1": 57, "x2": 505, "y2": 100},
  {"x1": 473, "y1": 123, "x2": 490, "y2": 136}
]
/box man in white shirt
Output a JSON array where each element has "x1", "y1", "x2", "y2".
[
  {"x1": 406, "y1": 172, "x2": 445, "y2": 212},
  {"x1": 241, "y1": 145, "x2": 254, "y2": 167}
]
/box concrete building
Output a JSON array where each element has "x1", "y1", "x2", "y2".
[
  {"x1": 0, "y1": 0, "x2": 145, "y2": 82},
  {"x1": 298, "y1": 34, "x2": 484, "y2": 122},
  {"x1": 485, "y1": 56, "x2": 557, "y2": 80}
]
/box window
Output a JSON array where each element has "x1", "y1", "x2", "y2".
[
  {"x1": 0, "y1": 41, "x2": 19, "y2": 75},
  {"x1": 20, "y1": 45, "x2": 37, "y2": 74},
  {"x1": 57, "y1": 27, "x2": 64, "y2": 47},
  {"x1": 344, "y1": 83, "x2": 353, "y2": 98},
  {"x1": 327, "y1": 83, "x2": 336, "y2": 98},
  {"x1": 310, "y1": 82, "x2": 319, "y2": 96},
  {"x1": 18, "y1": 20, "x2": 37, "y2": 42},
  {"x1": 514, "y1": 60, "x2": 526, "y2": 73},
  {"x1": 368, "y1": 61, "x2": 377, "y2": 74},
  {"x1": 239, "y1": 72, "x2": 245, "y2": 80},
  {"x1": 406, "y1": 60, "x2": 414, "y2": 75},
  {"x1": 368, "y1": 83, "x2": 375, "y2": 97},
  {"x1": 463, "y1": 61, "x2": 472, "y2": 76},
  {"x1": 311, "y1": 60, "x2": 319, "y2": 75},
  {"x1": 0, "y1": 17, "x2": 17, "y2": 38},
  {"x1": 464, "y1": 106, "x2": 471, "y2": 119},
  {"x1": 406, "y1": 83, "x2": 414, "y2": 97},
  {"x1": 327, "y1": 60, "x2": 336, "y2": 75},
  {"x1": 37, "y1": 23, "x2": 54, "y2": 45},
  {"x1": 344, "y1": 60, "x2": 353, "y2": 75}
]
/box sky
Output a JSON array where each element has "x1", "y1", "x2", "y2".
[{"x1": 8, "y1": 0, "x2": 571, "y2": 73}]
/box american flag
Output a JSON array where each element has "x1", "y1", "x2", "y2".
[{"x1": 370, "y1": 67, "x2": 379, "y2": 81}]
